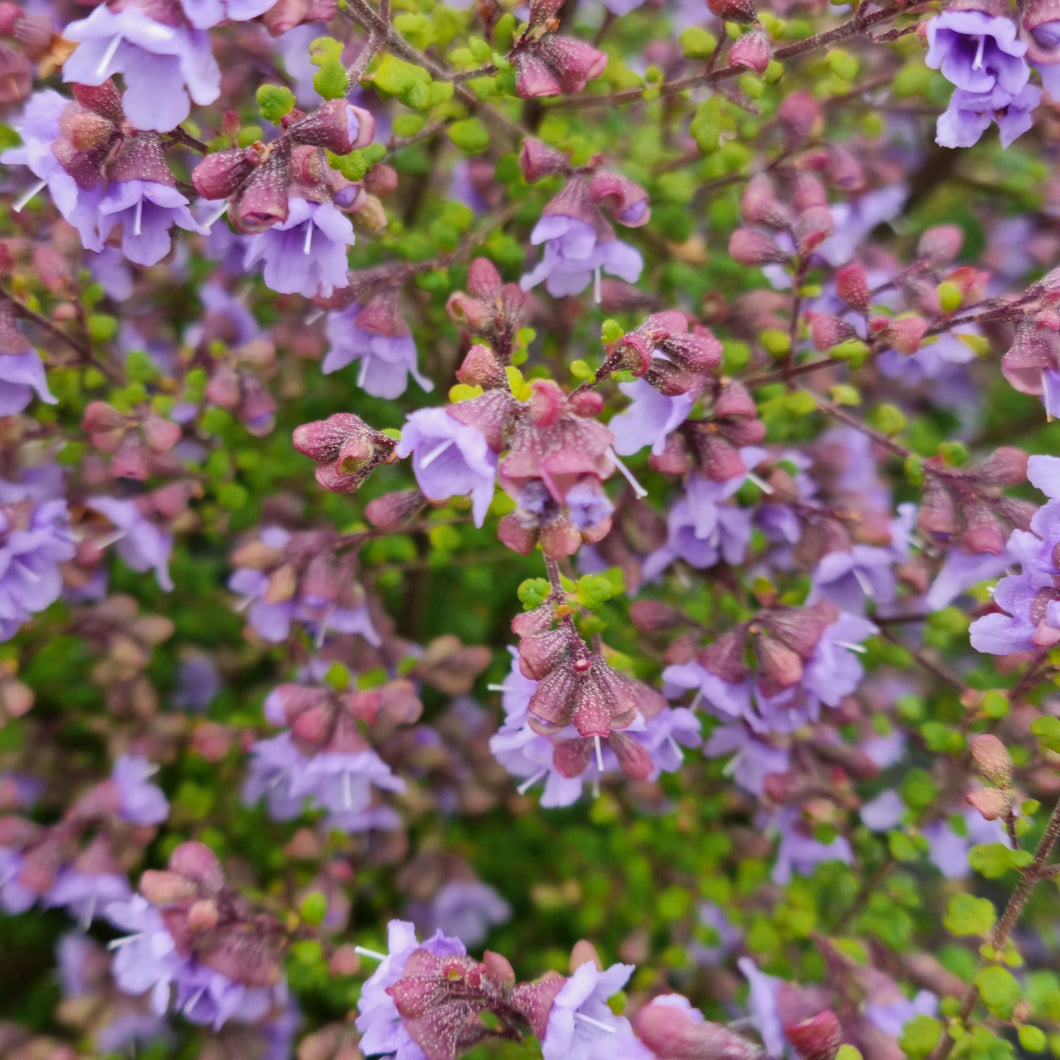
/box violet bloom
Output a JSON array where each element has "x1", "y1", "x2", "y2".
[
  {"x1": 923, "y1": 808, "x2": 1007, "y2": 879},
  {"x1": 396, "y1": 408, "x2": 498, "y2": 527},
  {"x1": 542, "y1": 961, "x2": 652, "y2": 1060},
  {"x1": 172, "y1": 652, "x2": 221, "y2": 711},
  {"x1": 0, "y1": 848, "x2": 36, "y2": 913},
  {"x1": 925, "y1": 544, "x2": 1015, "y2": 611},
  {"x1": 289, "y1": 750, "x2": 406, "y2": 831},
  {"x1": 419, "y1": 881, "x2": 511, "y2": 948},
  {"x1": 0, "y1": 324, "x2": 56, "y2": 416},
  {"x1": 87, "y1": 496, "x2": 174, "y2": 592},
  {"x1": 737, "y1": 958, "x2": 789, "y2": 1058},
  {"x1": 0, "y1": 495, "x2": 76, "y2": 641},
  {"x1": 703, "y1": 722, "x2": 791, "y2": 796},
  {"x1": 355, "y1": 920, "x2": 466, "y2": 1058},
  {"x1": 936, "y1": 83, "x2": 1041, "y2": 148},
  {"x1": 610, "y1": 377, "x2": 695, "y2": 458},
  {"x1": 520, "y1": 217, "x2": 643, "y2": 298},
  {"x1": 113, "y1": 755, "x2": 170, "y2": 825},
  {"x1": 566, "y1": 476, "x2": 614, "y2": 531},
  {"x1": 925, "y1": 12, "x2": 1030, "y2": 95},
  {"x1": 323, "y1": 303, "x2": 434, "y2": 400},
  {"x1": 2, "y1": 90, "x2": 104, "y2": 249},
  {"x1": 178, "y1": 0, "x2": 275, "y2": 29},
  {"x1": 768, "y1": 805, "x2": 854, "y2": 885},
  {"x1": 45, "y1": 866, "x2": 132, "y2": 927},
  {"x1": 243, "y1": 198, "x2": 354, "y2": 298},
  {"x1": 98, "y1": 180, "x2": 208, "y2": 267},
  {"x1": 62, "y1": 4, "x2": 222, "y2": 132}
]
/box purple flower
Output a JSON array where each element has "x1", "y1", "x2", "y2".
[
  {"x1": 417, "y1": 881, "x2": 511, "y2": 948},
  {"x1": 112, "y1": 755, "x2": 170, "y2": 826},
  {"x1": 396, "y1": 408, "x2": 498, "y2": 527},
  {"x1": 178, "y1": 0, "x2": 275, "y2": 29},
  {"x1": 703, "y1": 722, "x2": 791, "y2": 795},
  {"x1": 0, "y1": 494, "x2": 76, "y2": 641},
  {"x1": 925, "y1": 544, "x2": 1014, "y2": 610},
  {"x1": 610, "y1": 378, "x2": 695, "y2": 457},
  {"x1": 242, "y1": 733, "x2": 310, "y2": 821},
  {"x1": 45, "y1": 866, "x2": 132, "y2": 926},
  {"x1": 865, "y1": 991, "x2": 938, "y2": 1039},
  {"x1": 354, "y1": 920, "x2": 466, "y2": 1059},
  {"x1": 2, "y1": 90, "x2": 105, "y2": 249},
  {"x1": 936, "y1": 83, "x2": 1041, "y2": 148},
  {"x1": 87, "y1": 496, "x2": 174, "y2": 592},
  {"x1": 0, "y1": 324, "x2": 56, "y2": 417},
  {"x1": 737, "y1": 958, "x2": 788, "y2": 1058},
  {"x1": 0, "y1": 848, "x2": 37, "y2": 913},
  {"x1": 520, "y1": 216, "x2": 643, "y2": 297},
  {"x1": 566, "y1": 476, "x2": 614, "y2": 531},
  {"x1": 926, "y1": 12, "x2": 1030, "y2": 95},
  {"x1": 62, "y1": 4, "x2": 222, "y2": 132},
  {"x1": 322, "y1": 303, "x2": 433, "y2": 400},
  {"x1": 172, "y1": 652, "x2": 221, "y2": 711},
  {"x1": 542, "y1": 961, "x2": 651, "y2": 1060},
  {"x1": 768, "y1": 805, "x2": 854, "y2": 884},
  {"x1": 243, "y1": 198, "x2": 354, "y2": 298},
  {"x1": 923, "y1": 808, "x2": 1006, "y2": 878},
  {"x1": 97, "y1": 179, "x2": 207, "y2": 267}
]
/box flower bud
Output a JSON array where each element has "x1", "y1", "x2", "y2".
[
  {"x1": 730, "y1": 28, "x2": 771, "y2": 73},
  {"x1": 741, "y1": 173, "x2": 789, "y2": 228},
  {"x1": 966, "y1": 788, "x2": 1012, "y2": 821},
  {"x1": 192, "y1": 148, "x2": 255, "y2": 201},
  {"x1": 0, "y1": 44, "x2": 30, "y2": 105},
  {"x1": 519, "y1": 138, "x2": 569, "y2": 183},
  {"x1": 232, "y1": 149, "x2": 291, "y2": 233},
  {"x1": 917, "y1": 224, "x2": 964, "y2": 265},
  {"x1": 778, "y1": 91, "x2": 822, "y2": 148},
  {"x1": 809, "y1": 312, "x2": 856, "y2": 352},
  {"x1": 793, "y1": 205, "x2": 834, "y2": 256},
  {"x1": 970, "y1": 733, "x2": 1012, "y2": 786},
  {"x1": 835, "y1": 262, "x2": 870, "y2": 312},
  {"x1": 288, "y1": 100, "x2": 375, "y2": 154},
  {"x1": 784, "y1": 1009, "x2": 843, "y2": 1060},
  {"x1": 456, "y1": 344, "x2": 507, "y2": 389},
  {"x1": 365, "y1": 489, "x2": 428, "y2": 530},
  {"x1": 708, "y1": 0, "x2": 758, "y2": 20},
  {"x1": 729, "y1": 228, "x2": 789, "y2": 266}
]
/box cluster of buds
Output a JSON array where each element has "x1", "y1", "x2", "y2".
[
  {"x1": 81, "y1": 401, "x2": 183, "y2": 481},
  {"x1": 0, "y1": 2, "x2": 54, "y2": 105},
  {"x1": 514, "y1": 601, "x2": 664, "y2": 748},
  {"x1": 496, "y1": 380, "x2": 618, "y2": 559},
  {"x1": 918, "y1": 447, "x2": 1033, "y2": 557},
  {"x1": 260, "y1": 0, "x2": 338, "y2": 35},
  {"x1": 447, "y1": 259, "x2": 532, "y2": 364},
  {"x1": 192, "y1": 99, "x2": 376, "y2": 233},
  {"x1": 507, "y1": 0, "x2": 608, "y2": 98},
  {"x1": 601, "y1": 310, "x2": 723, "y2": 396},
  {"x1": 293, "y1": 412, "x2": 398, "y2": 493}
]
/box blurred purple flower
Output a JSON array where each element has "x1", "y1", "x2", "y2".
[
  {"x1": 418, "y1": 881, "x2": 511, "y2": 948},
  {"x1": 243, "y1": 198, "x2": 354, "y2": 298},
  {"x1": 179, "y1": 0, "x2": 276, "y2": 29},
  {"x1": 396, "y1": 408, "x2": 498, "y2": 527},
  {"x1": 520, "y1": 216, "x2": 643, "y2": 298},
  {"x1": 768, "y1": 805, "x2": 854, "y2": 884},
  {"x1": 87, "y1": 496, "x2": 174, "y2": 592},
  {"x1": 62, "y1": 4, "x2": 222, "y2": 132},
  {"x1": 323, "y1": 303, "x2": 433, "y2": 400},
  {"x1": 936, "y1": 83, "x2": 1041, "y2": 148},
  {"x1": 98, "y1": 179, "x2": 207, "y2": 267},
  {"x1": 610, "y1": 378, "x2": 695, "y2": 457},
  {"x1": 113, "y1": 755, "x2": 170, "y2": 826},
  {"x1": 0, "y1": 324, "x2": 56, "y2": 417}
]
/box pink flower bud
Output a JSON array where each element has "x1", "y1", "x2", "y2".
[
  {"x1": 871, "y1": 315, "x2": 928, "y2": 354},
  {"x1": 918, "y1": 479, "x2": 958, "y2": 540},
  {"x1": 363, "y1": 162, "x2": 397, "y2": 197},
  {"x1": 569, "y1": 391, "x2": 604, "y2": 416},
  {"x1": 539, "y1": 35, "x2": 608, "y2": 93},
  {"x1": 610, "y1": 731, "x2": 654, "y2": 779},
  {"x1": 288, "y1": 100, "x2": 376, "y2": 154},
  {"x1": 0, "y1": 3, "x2": 21, "y2": 35},
  {"x1": 741, "y1": 174, "x2": 789, "y2": 228},
  {"x1": 729, "y1": 228, "x2": 789, "y2": 266},
  {"x1": 974, "y1": 447, "x2": 1028, "y2": 488},
  {"x1": 808, "y1": 312, "x2": 856, "y2": 351},
  {"x1": 498, "y1": 513, "x2": 538, "y2": 555},
  {"x1": 293, "y1": 413, "x2": 373, "y2": 463},
  {"x1": 168, "y1": 841, "x2": 225, "y2": 893},
  {"x1": 467, "y1": 257, "x2": 503, "y2": 299},
  {"x1": 966, "y1": 788, "x2": 1012, "y2": 821},
  {"x1": 778, "y1": 91, "x2": 822, "y2": 147},
  {"x1": 708, "y1": 0, "x2": 758, "y2": 19},
  {"x1": 187, "y1": 898, "x2": 220, "y2": 932},
  {"x1": 630, "y1": 601, "x2": 685, "y2": 633},
  {"x1": 970, "y1": 733, "x2": 1012, "y2": 786},
  {"x1": 519, "y1": 138, "x2": 569, "y2": 183},
  {"x1": 793, "y1": 172, "x2": 828, "y2": 212},
  {"x1": 232, "y1": 149, "x2": 291, "y2": 234},
  {"x1": 793, "y1": 205, "x2": 834, "y2": 256},
  {"x1": 730, "y1": 28, "x2": 771, "y2": 73},
  {"x1": 827, "y1": 144, "x2": 865, "y2": 191},
  {"x1": 109, "y1": 433, "x2": 149, "y2": 480},
  {"x1": 456, "y1": 344, "x2": 507, "y2": 389},
  {"x1": 142, "y1": 416, "x2": 181, "y2": 453},
  {"x1": 917, "y1": 224, "x2": 964, "y2": 265},
  {"x1": 107, "y1": 132, "x2": 174, "y2": 187},
  {"x1": 784, "y1": 1010, "x2": 843, "y2": 1060},
  {"x1": 140, "y1": 869, "x2": 198, "y2": 905},
  {"x1": 512, "y1": 51, "x2": 565, "y2": 98},
  {"x1": 483, "y1": 950, "x2": 516, "y2": 987},
  {"x1": 635, "y1": 998, "x2": 764, "y2": 1060},
  {"x1": 835, "y1": 262, "x2": 870, "y2": 312},
  {"x1": 193, "y1": 148, "x2": 255, "y2": 201},
  {"x1": 365, "y1": 489, "x2": 428, "y2": 530}
]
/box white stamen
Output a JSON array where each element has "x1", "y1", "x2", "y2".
[
  {"x1": 107, "y1": 932, "x2": 144, "y2": 950},
  {"x1": 576, "y1": 1013, "x2": 617, "y2": 1033},
  {"x1": 303, "y1": 221, "x2": 314, "y2": 255},
  {"x1": 986, "y1": 583, "x2": 996, "y2": 597},
  {"x1": 343, "y1": 769, "x2": 352, "y2": 810},
  {"x1": 80, "y1": 893, "x2": 98, "y2": 931},
  {"x1": 13, "y1": 179, "x2": 47, "y2": 214},
  {"x1": 355, "y1": 946, "x2": 388, "y2": 962},
  {"x1": 97, "y1": 34, "x2": 122, "y2": 78},
  {"x1": 689, "y1": 690, "x2": 702, "y2": 713},
  {"x1": 314, "y1": 609, "x2": 333, "y2": 649},
  {"x1": 16, "y1": 563, "x2": 41, "y2": 583},
  {"x1": 852, "y1": 565, "x2": 874, "y2": 598},
  {"x1": 972, "y1": 34, "x2": 986, "y2": 71},
  {"x1": 487, "y1": 683, "x2": 511, "y2": 692},
  {"x1": 358, "y1": 355, "x2": 370, "y2": 389},
  {"x1": 203, "y1": 201, "x2": 228, "y2": 231},
  {"x1": 419, "y1": 439, "x2": 454, "y2": 469},
  {"x1": 304, "y1": 307, "x2": 324, "y2": 326},
  {"x1": 746, "y1": 471, "x2": 774, "y2": 495},
  {"x1": 594, "y1": 733, "x2": 605, "y2": 772},
  {"x1": 517, "y1": 769, "x2": 547, "y2": 795},
  {"x1": 184, "y1": 986, "x2": 206, "y2": 1014},
  {"x1": 94, "y1": 528, "x2": 128, "y2": 550},
  {"x1": 268, "y1": 767, "x2": 289, "y2": 790},
  {"x1": 1043, "y1": 371, "x2": 1055, "y2": 423},
  {"x1": 592, "y1": 776, "x2": 601, "y2": 798},
  {"x1": 667, "y1": 734, "x2": 684, "y2": 762},
  {"x1": 593, "y1": 265, "x2": 602, "y2": 305},
  {"x1": 835, "y1": 641, "x2": 867, "y2": 654},
  {"x1": 609, "y1": 449, "x2": 648, "y2": 499},
  {"x1": 133, "y1": 196, "x2": 143, "y2": 238}
]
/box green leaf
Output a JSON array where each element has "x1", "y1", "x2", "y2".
[
  {"x1": 899, "y1": 1015, "x2": 942, "y2": 1058},
  {"x1": 1030, "y1": 715, "x2": 1060, "y2": 753},
  {"x1": 256, "y1": 84, "x2": 295, "y2": 124},
  {"x1": 943, "y1": 893, "x2": 996, "y2": 938},
  {"x1": 974, "y1": 966, "x2": 1021, "y2": 1018},
  {"x1": 576, "y1": 574, "x2": 619, "y2": 611},
  {"x1": 299, "y1": 892, "x2": 328, "y2": 926},
  {"x1": 680, "y1": 27, "x2": 718, "y2": 59},
  {"x1": 873, "y1": 403, "x2": 907, "y2": 435},
  {"x1": 314, "y1": 61, "x2": 349, "y2": 100},
  {"x1": 968, "y1": 842, "x2": 1034, "y2": 879},
  {"x1": 448, "y1": 118, "x2": 490, "y2": 154},
  {"x1": 517, "y1": 578, "x2": 551, "y2": 609},
  {"x1": 1018, "y1": 1025, "x2": 1046, "y2": 1052}
]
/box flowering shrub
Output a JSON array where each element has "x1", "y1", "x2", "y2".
[{"x1": 6, "y1": 0, "x2": 1060, "y2": 1058}]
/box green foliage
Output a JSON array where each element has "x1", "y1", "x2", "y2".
[{"x1": 256, "y1": 84, "x2": 295, "y2": 124}]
